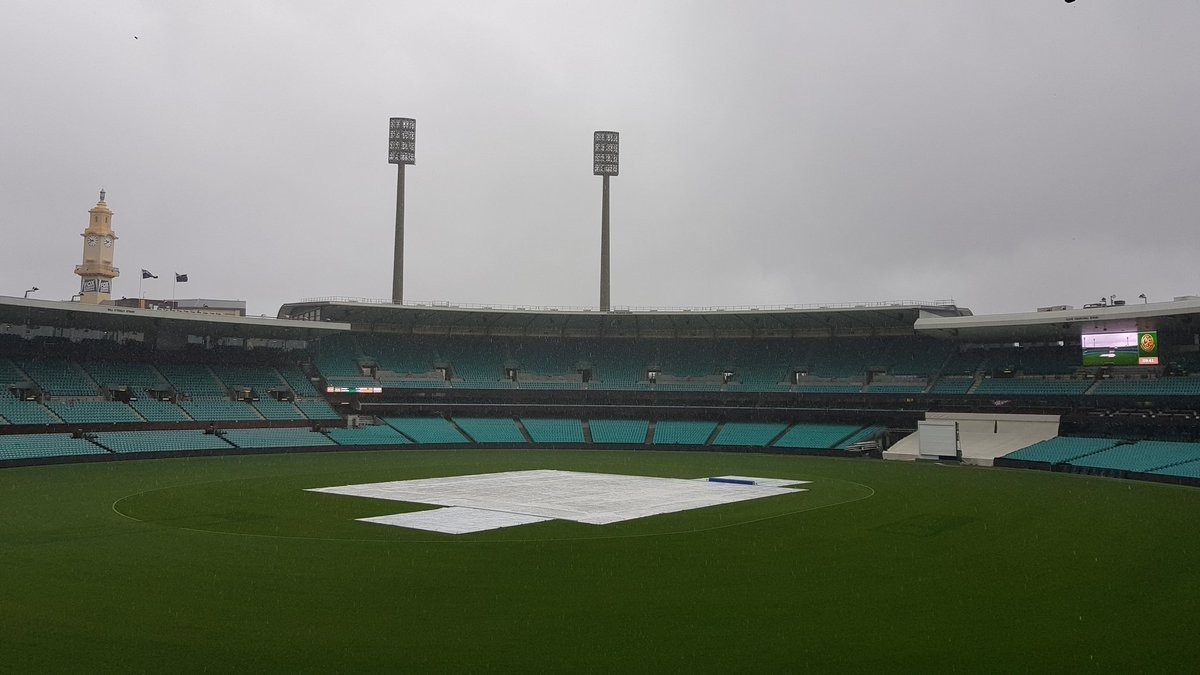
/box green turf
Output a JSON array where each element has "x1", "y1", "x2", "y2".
[{"x1": 2, "y1": 449, "x2": 1199, "y2": 671}]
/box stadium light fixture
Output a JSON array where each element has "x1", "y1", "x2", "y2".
[
  {"x1": 24, "y1": 287, "x2": 38, "y2": 298},
  {"x1": 594, "y1": 131, "x2": 619, "y2": 311},
  {"x1": 388, "y1": 117, "x2": 416, "y2": 305}
]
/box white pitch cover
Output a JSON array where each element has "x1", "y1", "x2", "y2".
[
  {"x1": 310, "y1": 469, "x2": 804, "y2": 533},
  {"x1": 358, "y1": 507, "x2": 550, "y2": 534}
]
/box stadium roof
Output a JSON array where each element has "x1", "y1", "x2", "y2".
[
  {"x1": 0, "y1": 296, "x2": 350, "y2": 340},
  {"x1": 915, "y1": 297, "x2": 1200, "y2": 342},
  {"x1": 278, "y1": 298, "x2": 970, "y2": 338}
]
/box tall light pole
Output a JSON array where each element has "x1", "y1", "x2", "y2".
[
  {"x1": 388, "y1": 117, "x2": 416, "y2": 305},
  {"x1": 594, "y1": 131, "x2": 619, "y2": 311}
]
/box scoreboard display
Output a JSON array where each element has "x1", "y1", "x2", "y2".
[{"x1": 1082, "y1": 331, "x2": 1159, "y2": 366}]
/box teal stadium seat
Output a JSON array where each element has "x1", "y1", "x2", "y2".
[
  {"x1": 453, "y1": 418, "x2": 526, "y2": 443},
  {"x1": 221, "y1": 428, "x2": 337, "y2": 449},
  {"x1": 45, "y1": 400, "x2": 143, "y2": 424},
  {"x1": 652, "y1": 420, "x2": 717, "y2": 445},
  {"x1": 930, "y1": 377, "x2": 974, "y2": 394},
  {"x1": 793, "y1": 382, "x2": 862, "y2": 394},
  {"x1": 973, "y1": 379, "x2": 1091, "y2": 396},
  {"x1": 210, "y1": 365, "x2": 290, "y2": 394},
  {"x1": 158, "y1": 364, "x2": 228, "y2": 397},
  {"x1": 324, "y1": 425, "x2": 411, "y2": 446},
  {"x1": 252, "y1": 398, "x2": 306, "y2": 420},
  {"x1": 295, "y1": 399, "x2": 341, "y2": 421},
  {"x1": 179, "y1": 399, "x2": 264, "y2": 422},
  {"x1": 81, "y1": 361, "x2": 168, "y2": 391},
  {"x1": 0, "y1": 398, "x2": 63, "y2": 425},
  {"x1": 18, "y1": 359, "x2": 98, "y2": 396},
  {"x1": 383, "y1": 417, "x2": 469, "y2": 444},
  {"x1": 712, "y1": 422, "x2": 789, "y2": 447},
  {"x1": 1070, "y1": 440, "x2": 1200, "y2": 473},
  {"x1": 129, "y1": 398, "x2": 193, "y2": 422},
  {"x1": 521, "y1": 418, "x2": 585, "y2": 444},
  {"x1": 95, "y1": 430, "x2": 233, "y2": 454},
  {"x1": 1092, "y1": 377, "x2": 1200, "y2": 396},
  {"x1": 588, "y1": 419, "x2": 649, "y2": 444},
  {"x1": 277, "y1": 366, "x2": 321, "y2": 397},
  {"x1": 1003, "y1": 436, "x2": 1120, "y2": 465},
  {"x1": 1148, "y1": 458, "x2": 1200, "y2": 480},
  {"x1": 836, "y1": 425, "x2": 886, "y2": 449},
  {"x1": 0, "y1": 433, "x2": 106, "y2": 461},
  {"x1": 863, "y1": 383, "x2": 926, "y2": 394},
  {"x1": 773, "y1": 424, "x2": 863, "y2": 449}
]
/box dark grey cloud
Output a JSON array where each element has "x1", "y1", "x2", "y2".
[{"x1": 2, "y1": 1, "x2": 1197, "y2": 316}]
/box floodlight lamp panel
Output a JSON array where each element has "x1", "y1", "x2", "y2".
[
  {"x1": 593, "y1": 130, "x2": 619, "y2": 176},
  {"x1": 388, "y1": 117, "x2": 416, "y2": 164}
]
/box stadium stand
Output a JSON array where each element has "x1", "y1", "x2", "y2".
[
  {"x1": 837, "y1": 425, "x2": 886, "y2": 449},
  {"x1": 511, "y1": 339, "x2": 584, "y2": 381},
  {"x1": 1002, "y1": 436, "x2": 1121, "y2": 465},
  {"x1": 383, "y1": 417, "x2": 469, "y2": 444},
  {"x1": 45, "y1": 400, "x2": 143, "y2": 424},
  {"x1": 712, "y1": 422, "x2": 788, "y2": 447},
  {"x1": 1092, "y1": 376, "x2": 1200, "y2": 396},
  {"x1": 1069, "y1": 440, "x2": 1200, "y2": 473},
  {"x1": 0, "y1": 397, "x2": 63, "y2": 425},
  {"x1": 359, "y1": 334, "x2": 439, "y2": 377},
  {"x1": 1148, "y1": 458, "x2": 1200, "y2": 480},
  {"x1": 793, "y1": 381, "x2": 862, "y2": 394},
  {"x1": 158, "y1": 364, "x2": 228, "y2": 397},
  {"x1": 221, "y1": 428, "x2": 337, "y2": 449},
  {"x1": 210, "y1": 365, "x2": 289, "y2": 394},
  {"x1": 81, "y1": 360, "x2": 168, "y2": 392},
  {"x1": 888, "y1": 339, "x2": 956, "y2": 377},
  {"x1": 0, "y1": 357, "x2": 28, "y2": 385},
  {"x1": 588, "y1": 419, "x2": 650, "y2": 444},
  {"x1": 295, "y1": 399, "x2": 341, "y2": 421},
  {"x1": 929, "y1": 376, "x2": 974, "y2": 395},
  {"x1": 128, "y1": 398, "x2": 193, "y2": 422},
  {"x1": 252, "y1": 398, "x2": 306, "y2": 421},
  {"x1": 863, "y1": 382, "x2": 926, "y2": 395},
  {"x1": 521, "y1": 418, "x2": 585, "y2": 444},
  {"x1": 313, "y1": 335, "x2": 377, "y2": 387},
  {"x1": 773, "y1": 424, "x2": 863, "y2": 449},
  {"x1": 453, "y1": 417, "x2": 527, "y2": 443},
  {"x1": 324, "y1": 425, "x2": 411, "y2": 446},
  {"x1": 94, "y1": 430, "x2": 234, "y2": 454},
  {"x1": 8, "y1": 294, "x2": 1200, "y2": 492},
  {"x1": 0, "y1": 433, "x2": 106, "y2": 461},
  {"x1": 652, "y1": 420, "x2": 717, "y2": 445},
  {"x1": 940, "y1": 351, "x2": 985, "y2": 376},
  {"x1": 277, "y1": 366, "x2": 321, "y2": 398},
  {"x1": 179, "y1": 399, "x2": 263, "y2": 422},
  {"x1": 973, "y1": 378, "x2": 1091, "y2": 396},
  {"x1": 18, "y1": 359, "x2": 98, "y2": 396}
]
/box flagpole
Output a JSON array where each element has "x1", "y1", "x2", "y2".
[{"x1": 172, "y1": 275, "x2": 176, "y2": 306}]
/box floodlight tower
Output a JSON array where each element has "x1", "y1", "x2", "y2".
[
  {"x1": 593, "y1": 131, "x2": 619, "y2": 311},
  {"x1": 388, "y1": 117, "x2": 416, "y2": 305}
]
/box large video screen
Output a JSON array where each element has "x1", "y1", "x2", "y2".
[{"x1": 1082, "y1": 331, "x2": 1159, "y2": 366}]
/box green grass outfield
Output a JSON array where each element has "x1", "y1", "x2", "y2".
[{"x1": 3, "y1": 449, "x2": 1199, "y2": 672}]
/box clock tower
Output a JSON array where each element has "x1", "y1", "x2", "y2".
[{"x1": 75, "y1": 190, "x2": 120, "y2": 304}]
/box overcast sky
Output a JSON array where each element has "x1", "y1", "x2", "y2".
[{"x1": 2, "y1": 1, "x2": 1197, "y2": 317}]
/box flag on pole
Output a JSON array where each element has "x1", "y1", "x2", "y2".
[
  {"x1": 141, "y1": 269, "x2": 158, "y2": 279},
  {"x1": 175, "y1": 273, "x2": 188, "y2": 282}
]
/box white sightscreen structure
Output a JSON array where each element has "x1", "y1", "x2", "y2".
[{"x1": 918, "y1": 420, "x2": 959, "y2": 458}]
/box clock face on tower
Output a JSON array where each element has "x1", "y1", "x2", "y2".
[
  {"x1": 87, "y1": 235, "x2": 98, "y2": 247},
  {"x1": 102, "y1": 236, "x2": 113, "y2": 248}
]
